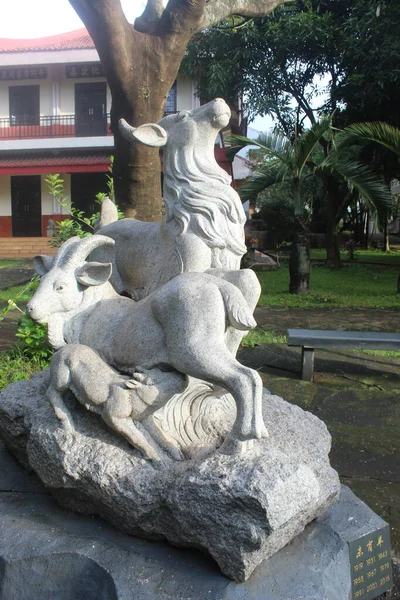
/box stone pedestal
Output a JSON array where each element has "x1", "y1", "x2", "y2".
[
  {"x1": 0, "y1": 373, "x2": 340, "y2": 582},
  {"x1": 0, "y1": 442, "x2": 391, "y2": 599}
]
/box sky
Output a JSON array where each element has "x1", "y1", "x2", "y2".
[{"x1": 0, "y1": 0, "x2": 146, "y2": 38}]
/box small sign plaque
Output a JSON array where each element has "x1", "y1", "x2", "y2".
[
  {"x1": 349, "y1": 524, "x2": 392, "y2": 600},
  {"x1": 66, "y1": 64, "x2": 105, "y2": 78},
  {"x1": 0, "y1": 67, "x2": 47, "y2": 81}
]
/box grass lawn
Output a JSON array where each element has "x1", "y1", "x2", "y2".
[
  {"x1": 0, "y1": 348, "x2": 48, "y2": 389},
  {"x1": 0, "y1": 280, "x2": 38, "y2": 306},
  {"x1": 0, "y1": 259, "x2": 25, "y2": 269},
  {"x1": 257, "y1": 263, "x2": 400, "y2": 309},
  {"x1": 307, "y1": 247, "x2": 400, "y2": 264}
]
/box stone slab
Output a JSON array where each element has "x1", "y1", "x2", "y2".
[{"x1": 0, "y1": 443, "x2": 392, "y2": 600}]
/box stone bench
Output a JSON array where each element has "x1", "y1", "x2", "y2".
[{"x1": 287, "y1": 328, "x2": 400, "y2": 382}]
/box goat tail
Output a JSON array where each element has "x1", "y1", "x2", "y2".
[
  {"x1": 218, "y1": 279, "x2": 257, "y2": 331},
  {"x1": 94, "y1": 197, "x2": 119, "y2": 232}
]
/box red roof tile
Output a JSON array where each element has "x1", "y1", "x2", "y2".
[
  {"x1": 0, "y1": 153, "x2": 111, "y2": 174},
  {"x1": 0, "y1": 29, "x2": 95, "y2": 53}
]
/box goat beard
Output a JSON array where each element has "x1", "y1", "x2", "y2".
[{"x1": 47, "y1": 315, "x2": 66, "y2": 350}]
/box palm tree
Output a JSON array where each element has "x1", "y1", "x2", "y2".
[
  {"x1": 334, "y1": 122, "x2": 400, "y2": 253},
  {"x1": 230, "y1": 118, "x2": 393, "y2": 293},
  {"x1": 338, "y1": 122, "x2": 400, "y2": 289}
]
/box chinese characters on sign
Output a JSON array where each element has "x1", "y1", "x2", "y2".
[
  {"x1": 66, "y1": 64, "x2": 105, "y2": 78},
  {"x1": 349, "y1": 525, "x2": 393, "y2": 600},
  {"x1": 0, "y1": 68, "x2": 47, "y2": 81}
]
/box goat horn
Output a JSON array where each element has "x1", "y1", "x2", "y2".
[
  {"x1": 61, "y1": 235, "x2": 115, "y2": 270},
  {"x1": 52, "y1": 236, "x2": 82, "y2": 268},
  {"x1": 118, "y1": 118, "x2": 137, "y2": 141}
]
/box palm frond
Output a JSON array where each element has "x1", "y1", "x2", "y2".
[
  {"x1": 237, "y1": 162, "x2": 288, "y2": 201},
  {"x1": 294, "y1": 114, "x2": 332, "y2": 176},
  {"x1": 323, "y1": 155, "x2": 393, "y2": 220},
  {"x1": 338, "y1": 122, "x2": 400, "y2": 157},
  {"x1": 227, "y1": 133, "x2": 293, "y2": 166}
]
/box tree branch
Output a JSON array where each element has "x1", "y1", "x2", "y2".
[
  {"x1": 135, "y1": 0, "x2": 164, "y2": 34},
  {"x1": 199, "y1": 0, "x2": 287, "y2": 31},
  {"x1": 68, "y1": 0, "x2": 135, "y2": 84},
  {"x1": 157, "y1": 0, "x2": 205, "y2": 37}
]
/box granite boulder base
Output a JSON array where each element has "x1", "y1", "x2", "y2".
[{"x1": 0, "y1": 371, "x2": 340, "y2": 582}]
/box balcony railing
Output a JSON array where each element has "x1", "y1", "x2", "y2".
[{"x1": 0, "y1": 114, "x2": 112, "y2": 140}]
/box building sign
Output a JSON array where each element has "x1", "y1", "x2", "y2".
[
  {"x1": 66, "y1": 64, "x2": 105, "y2": 78},
  {"x1": 0, "y1": 67, "x2": 47, "y2": 81},
  {"x1": 349, "y1": 524, "x2": 393, "y2": 600}
]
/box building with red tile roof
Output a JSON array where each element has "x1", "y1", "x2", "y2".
[{"x1": 0, "y1": 29, "x2": 197, "y2": 255}]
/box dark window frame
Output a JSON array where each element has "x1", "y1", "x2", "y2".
[{"x1": 9, "y1": 85, "x2": 40, "y2": 126}]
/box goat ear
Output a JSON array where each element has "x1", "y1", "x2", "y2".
[
  {"x1": 76, "y1": 262, "x2": 112, "y2": 287},
  {"x1": 33, "y1": 255, "x2": 53, "y2": 275},
  {"x1": 132, "y1": 123, "x2": 168, "y2": 147}
]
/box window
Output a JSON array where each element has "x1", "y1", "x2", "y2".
[
  {"x1": 9, "y1": 85, "x2": 40, "y2": 126},
  {"x1": 165, "y1": 81, "x2": 177, "y2": 114}
]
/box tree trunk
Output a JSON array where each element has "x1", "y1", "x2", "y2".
[
  {"x1": 289, "y1": 220, "x2": 310, "y2": 294},
  {"x1": 383, "y1": 221, "x2": 390, "y2": 252},
  {"x1": 111, "y1": 97, "x2": 165, "y2": 220},
  {"x1": 325, "y1": 219, "x2": 342, "y2": 268},
  {"x1": 365, "y1": 210, "x2": 370, "y2": 249}
]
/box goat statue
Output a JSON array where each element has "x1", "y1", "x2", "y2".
[
  {"x1": 94, "y1": 98, "x2": 248, "y2": 300},
  {"x1": 28, "y1": 235, "x2": 267, "y2": 458}
]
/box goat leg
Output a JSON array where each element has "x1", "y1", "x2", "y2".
[
  {"x1": 102, "y1": 409, "x2": 161, "y2": 461},
  {"x1": 46, "y1": 386, "x2": 75, "y2": 432}
]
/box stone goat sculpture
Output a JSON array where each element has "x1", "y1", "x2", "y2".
[
  {"x1": 95, "y1": 98, "x2": 247, "y2": 300},
  {"x1": 28, "y1": 235, "x2": 267, "y2": 454},
  {"x1": 47, "y1": 344, "x2": 186, "y2": 461}
]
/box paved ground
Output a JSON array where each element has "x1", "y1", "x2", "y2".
[
  {"x1": 254, "y1": 305, "x2": 400, "y2": 335},
  {"x1": 0, "y1": 261, "x2": 35, "y2": 291},
  {"x1": 1, "y1": 263, "x2": 399, "y2": 590}
]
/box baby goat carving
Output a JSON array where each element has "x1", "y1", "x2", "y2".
[
  {"x1": 28, "y1": 235, "x2": 267, "y2": 457},
  {"x1": 47, "y1": 344, "x2": 186, "y2": 461}
]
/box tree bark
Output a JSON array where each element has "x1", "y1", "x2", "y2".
[
  {"x1": 325, "y1": 224, "x2": 342, "y2": 268},
  {"x1": 289, "y1": 218, "x2": 310, "y2": 294},
  {"x1": 383, "y1": 220, "x2": 390, "y2": 252},
  {"x1": 68, "y1": 0, "x2": 286, "y2": 220},
  {"x1": 325, "y1": 206, "x2": 342, "y2": 268}
]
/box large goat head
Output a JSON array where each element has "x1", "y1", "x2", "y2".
[
  {"x1": 118, "y1": 98, "x2": 231, "y2": 152},
  {"x1": 26, "y1": 235, "x2": 115, "y2": 324}
]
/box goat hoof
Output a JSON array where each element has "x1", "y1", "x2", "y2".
[
  {"x1": 219, "y1": 435, "x2": 255, "y2": 456},
  {"x1": 166, "y1": 445, "x2": 185, "y2": 461}
]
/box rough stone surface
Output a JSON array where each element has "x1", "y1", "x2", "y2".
[
  {"x1": 0, "y1": 444, "x2": 392, "y2": 600},
  {"x1": 0, "y1": 375, "x2": 339, "y2": 582}
]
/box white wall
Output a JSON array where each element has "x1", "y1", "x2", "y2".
[
  {"x1": 176, "y1": 77, "x2": 193, "y2": 111},
  {"x1": 0, "y1": 176, "x2": 11, "y2": 216}
]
